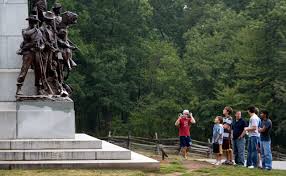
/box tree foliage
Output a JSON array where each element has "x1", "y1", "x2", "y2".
[{"x1": 56, "y1": 0, "x2": 286, "y2": 145}]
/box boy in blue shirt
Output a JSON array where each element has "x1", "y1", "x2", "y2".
[{"x1": 212, "y1": 116, "x2": 224, "y2": 165}]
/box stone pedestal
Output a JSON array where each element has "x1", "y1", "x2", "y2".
[
  {"x1": 0, "y1": 102, "x2": 16, "y2": 139},
  {"x1": 0, "y1": 101, "x2": 75, "y2": 139},
  {"x1": 17, "y1": 100, "x2": 75, "y2": 139},
  {"x1": 0, "y1": 134, "x2": 159, "y2": 170}
]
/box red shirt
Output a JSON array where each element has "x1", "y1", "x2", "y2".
[{"x1": 178, "y1": 117, "x2": 192, "y2": 136}]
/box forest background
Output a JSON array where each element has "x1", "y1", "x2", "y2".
[{"x1": 45, "y1": 0, "x2": 286, "y2": 146}]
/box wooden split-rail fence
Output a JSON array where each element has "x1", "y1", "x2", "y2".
[{"x1": 98, "y1": 131, "x2": 286, "y2": 161}]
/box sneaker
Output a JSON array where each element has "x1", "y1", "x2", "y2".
[
  {"x1": 223, "y1": 160, "x2": 232, "y2": 165},
  {"x1": 215, "y1": 161, "x2": 222, "y2": 166},
  {"x1": 248, "y1": 166, "x2": 255, "y2": 169},
  {"x1": 212, "y1": 161, "x2": 218, "y2": 165},
  {"x1": 222, "y1": 160, "x2": 229, "y2": 165},
  {"x1": 228, "y1": 161, "x2": 234, "y2": 165},
  {"x1": 265, "y1": 167, "x2": 272, "y2": 171}
]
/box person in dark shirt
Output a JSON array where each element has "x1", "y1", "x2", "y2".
[
  {"x1": 232, "y1": 111, "x2": 248, "y2": 166},
  {"x1": 258, "y1": 110, "x2": 272, "y2": 170}
]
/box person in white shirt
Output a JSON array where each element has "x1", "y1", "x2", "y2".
[{"x1": 245, "y1": 106, "x2": 260, "y2": 168}]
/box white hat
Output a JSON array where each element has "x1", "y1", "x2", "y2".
[{"x1": 183, "y1": 110, "x2": 189, "y2": 115}]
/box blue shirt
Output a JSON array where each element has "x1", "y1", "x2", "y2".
[
  {"x1": 212, "y1": 124, "x2": 224, "y2": 144},
  {"x1": 260, "y1": 119, "x2": 272, "y2": 141}
]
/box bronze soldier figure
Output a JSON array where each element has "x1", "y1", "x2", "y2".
[
  {"x1": 31, "y1": 0, "x2": 47, "y2": 24},
  {"x1": 56, "y1": 11, "x2": 78, "y2": 95},
  {"x1": 57, "y1": 11, "x2": 78, "y2": 71},
  {"x1": 16, "y1": 15, "x2": 45, "y2": 95},
  {"x1": 52, "y1": 3, "x2": 63, "y2": 27},
  {"x1": 16, "y1": 3, "x2": 80, "y2": 98},
  {"x1": 40, "y1": 11, "x2": 68, "y2": 96}
]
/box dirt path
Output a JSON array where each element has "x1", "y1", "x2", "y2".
[
  {"x1": 151, "y1": 155, "x2": 213, "y2": 176},
  {"x1": 182, "y1": 160, "x2": 213, "y2": 171}
]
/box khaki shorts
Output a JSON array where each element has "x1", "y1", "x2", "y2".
[{"x1": 218, "y1": 144, "x2": 223, "y2": 154}]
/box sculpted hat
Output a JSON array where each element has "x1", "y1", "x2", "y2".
[
  {"x1": 25, "y1": 15, "x2": 40, "y2": 22},
  {"x1": 52, "y1": 3, "x2": 62, "y2": 9},
  {"x1": 43, "y1": 11, "x2": 56, "y2": 20}
]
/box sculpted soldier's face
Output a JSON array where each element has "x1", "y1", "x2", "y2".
[
  {"x1": 29, "y1": 21, "x2": 38, "y2": 28},
  {"x1": 53, "y1": 8, "x2": 61, "y2": 15},
  {"x1": 45, "y1": 19, "x2": 53, "y2": 25},
  {"x1": 62, "y1": 11, "x2": 78, "y2": 25}
]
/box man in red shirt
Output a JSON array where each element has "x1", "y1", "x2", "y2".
[{"x1": 175, "y1": 110, "x2": 196, "y2": 159}]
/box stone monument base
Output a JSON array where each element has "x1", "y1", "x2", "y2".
[
  {"x1": 0, "y1": 100, "x2": 75, "y2": 139},
  {"x1": 16, "y1": 100, "x2": 75, "y2": 139},
  {"x1": 0, "y1": 134, "x2": 159, "y2": 170},
  {"x1": 0, "y1": 101, "x2": 159, "y2": 170}
]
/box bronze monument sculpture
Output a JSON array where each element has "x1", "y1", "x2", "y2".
[
  {"x1": 31, "y1": 0, "x2": 47, "y2": 25},
  {"x1": 0, "y1": 0, "x2": 159, "y2": 169},
  {"x1": 16, "y1": 2, "x2": 78, "y2": 99},
  {"x1": 16, "y1": 15, "x2": 45, "y2": 96}
]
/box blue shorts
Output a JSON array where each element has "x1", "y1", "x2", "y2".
[{"x1": 180, "y1": 136, "x2": 192, "y2": 148}]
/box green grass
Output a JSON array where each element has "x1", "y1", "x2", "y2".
[
  {"x1": 159, "y1": 160, "x2": 186, "y2": 174},
  {"x1": 0, "y1": 169, "x2": 146, "y2": 176},
  {"x1": 0, "y1": 162, "x2": 285, "y2": 176},
  {"x1": 190, "y1": 166, "x2": 286, "y2": 176},
  {"x1": 0, "y1": 161, "x2": 184, "y2": 176}
]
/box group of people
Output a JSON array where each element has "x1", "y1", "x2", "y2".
[
  {"x1": 175, "y1": 106, "x2": 273, "y2": 170},
  {"x1": 16, "y1": 1, "x2": 78, "y2": 97}
]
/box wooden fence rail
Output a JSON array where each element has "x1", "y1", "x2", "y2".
[{"x1": 99, "y1": 132, "x2": 286, "y2": 161}]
